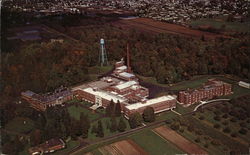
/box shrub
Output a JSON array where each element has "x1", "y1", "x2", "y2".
[
  {"x1": 195, "y1": 129, "x2": 203, "y2": 135},
  {"x1": 239, "y1": 122, "x2": 246, "y2": 128},
  {"x1": 187, "y1": 125, "x2": 194, "y2": 132},
  {"x1": 223, "y1": 127, "x2": 231, "y2": 133},
  {"x1": 214, "y1": 124, "x2": 220, "y2": 129},
  {"x1": 170, "y1": 122, "x2": 180, "y2": 131},
  {"x1": 165, "y1": 119, "x2": 172, "y2": 124},
  {"x1": 199, "y1": 116, "x2": 205, "y2": 120},
  {"x1": 214, "y1": 116, "x2": 221, "y2": 121},
  {"x1": 222, "y1": 114, "x2": 228, "y2": 119},
  {"x1": 222, "y1": 121, "x2": 228, "y2": 126},
  {"x1": 179, "y1": 128, "x2": 184, "y2": 133},
  {"x1": 211, "y1": 139, "x2": 220, "y2": 146},
  {"x1": 195, "y1": 137, "x2": 201, "y2": 143},
  {"x1": 230, "y1": 118, "x2": 237, "y2": 122},
  {"x1": 239, "y1": 128, "x2": 247, "y2": 135},
  {"x1": 231, "y1": 132, "x2": 237, "y2": 137},
  {"x1": 214, "y1": 110, "x2": 221, "y2": 116},
  {"x1": 204, "y1": 143, "x2": 209, "y2": 148}
]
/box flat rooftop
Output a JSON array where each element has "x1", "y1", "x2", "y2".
[
  {"x1": 125, "y1": 95, "x2": 176, "y2": 110},
  {"x1": 115, "y1": 80, "x2": 138, "y2": 90},
  {"x1": 82, "y1": 87, "x2": 127, "y2": 103}
]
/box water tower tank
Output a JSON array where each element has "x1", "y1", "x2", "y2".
[{"x1": 100, "y1": 38, "x2": 105, "y2": 45}]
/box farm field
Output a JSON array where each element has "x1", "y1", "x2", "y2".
[
  {"x1": 73, "y1": 128, "x2": 184, "y2": 155},
  {"x1": 97, "y1": 139, "x2": 148, "y2": 155},
  {"x1": 153, "y1": 126, "x2": 207, "y2": 155},
  {"x1": 189, "y1": 17, "x2": 250, "y2": 33},
  {"x1": 113, "y1": 18, "x2": 228, "y2": 40}
]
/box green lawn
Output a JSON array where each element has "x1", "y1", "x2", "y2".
[
  {"x1": 67, "y1": 105, "x2": 100, "y2": 121},
  {"x1": 155, "y1": 111, "x2": 178, "y2": 122},
  {"x1": 52, "y1": 140, "x2": 80, "y2": 155},
  {"x1": 169, "y1": 76, "x2": 210, "y2": 91},
  {"x1": 87, "y1": 65, "x2": 113, "y2": 74},
  {"x1": 5, "y1": 117, "x2": 35, "y2": 134}
]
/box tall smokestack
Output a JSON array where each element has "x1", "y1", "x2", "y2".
[{"x1": 127, "y1": 43, "x2": 132, "y2": 73}]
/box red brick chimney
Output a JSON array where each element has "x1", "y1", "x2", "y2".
[{"x1": 127, "y1": 43, "x2": 132, "y2": 73}]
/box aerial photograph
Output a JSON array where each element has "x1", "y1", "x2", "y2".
[{"x1": 1, "y1": 0, "x2": 250, "y2": 154}]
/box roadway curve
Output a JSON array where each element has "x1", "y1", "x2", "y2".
[{"x1": 193, "y1": 99, "x2": 230, "y2": 112}]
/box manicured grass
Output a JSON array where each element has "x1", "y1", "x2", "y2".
[
  {"x1": 52, "y1": 140, "x2": 80, "y2": 155},
  {"x1": 175, "y1": 103, "x2": 193, "y2": 114},
  {"x1": 88, "y1": 65, "x2": 113, "y2": 74},
  {"x1": 136, "y1": 74, "x2": 169, "y2": 87},
  {"x1": 67, "y1": 105, "x2": 100, "y2": 121},
  {"x1": 189, "y1": 17, "x2": 250, "y2": 32},
  {"x1": 227, "y1": 84, "x2": 250, "y2": 99},
  {"x1": 5, "y1": 117, "x2": 35, "y2": 134},
  {"x1": 169, "y1": 76, "x2": 210, "y2": 91},
  {"x1": 129, "y1": 129, "x2": 184, "y2": 155},
  {"x1": 155, "y1": 111, "x2": 178, "y2": 122}
]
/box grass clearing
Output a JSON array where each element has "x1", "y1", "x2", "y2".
[
  {"x1": 52, "y1": 140, "x2": 80, "y2": 155},
  {"x1": 67, "y1": 105, "x2": 100, "y2": 121},
  {"x1": 5, "y1": 117, "x2": 35, "y2": 134}
]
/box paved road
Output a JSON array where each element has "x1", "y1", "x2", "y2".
[{"x1": 193, "y1": 99, "x2": 230, "y2": 112}]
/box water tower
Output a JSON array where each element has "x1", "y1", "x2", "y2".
[{"x1": 99, "y1": 38, "x2": 108, "y2": 66}]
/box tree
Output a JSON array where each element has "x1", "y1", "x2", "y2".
[
  {"x1": 129, "y1": 112, "x2": 142, "y2": 129},
  {"x1": 30, "y1": 129, "x2": 41, "y2": 146},
  {"x1": 91, "y1": 124, "x2": 97, "y2": 134},
  {"x1": 80, "y1": 112, "x2": 90, "y2": 138},
  {"x1": 110, "y1": 117, "x2": 117, "y2": 132},
  {"x1": 97, "y1": 120, "x2": 104, "y2": 137},
  {"x1": 13, "y1": 136, "x2": 24, "y2": 154},
  {"x1": 106, "y1": 100, "x2": 115, "y2": 117},
  {"x1": 115, "y1": 101, "x2": 122, "y2": 117},
  {"x1": 118, "y1": 117, "x2": 127, "y2": 132},
  {"x1": 143, "y1": 107, "x2": 155, "y2": 122}
]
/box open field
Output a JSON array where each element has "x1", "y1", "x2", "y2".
[
  {"x1": 52, "y1": 140, "x2": 80, "y2": 155},
  {"x1": 129, "y1": 129, "x2": 184, "y2": 155},
  {"x1": 5, "y1": 117, "x2": 35, "y2": 134},
  {"x1": 113, "y1": 18, "x2": 228, "y2": 40},
  {"x1": 154, "y1": 126, "x2": 208, "y2": 155},
  {"x1": 189, "y1": 17, "x2": 250, "y2": 33},
  {"x1": 98, "y1": 139, "x2": 148, "y2": 155}
]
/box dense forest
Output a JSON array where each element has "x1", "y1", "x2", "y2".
[{"x1": 1, "y1": 10, "x2": 250, "y2": 104}]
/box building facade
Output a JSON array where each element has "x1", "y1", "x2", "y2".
[
  {"x1": 21, "y1": 87, "x2": 73, "y2": 111},
  {"x1": 178, "y1": 79, "x2": 233, "y2": 106}
]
